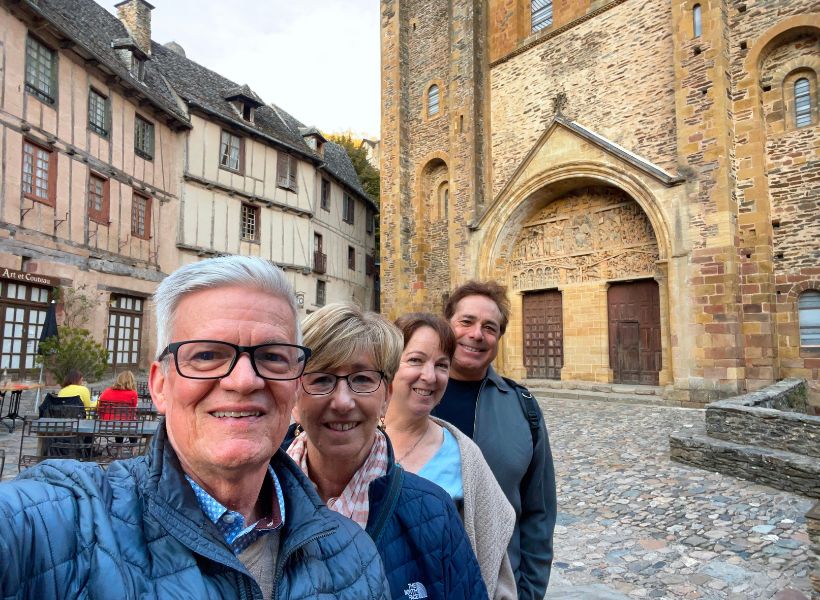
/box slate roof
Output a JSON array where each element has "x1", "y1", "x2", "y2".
[
  {"x1": 322, "y1": 142, "x2": 377, "y2": 210},
  {"x1": 151, "y1": 44, "x2": 316, "y2": 159},
  {"x1": 27, "y1": 0, "x2": 189, "y2": 126},
  {"x1": 19, "y1": 0, "x2": 375, "y2": 208}
]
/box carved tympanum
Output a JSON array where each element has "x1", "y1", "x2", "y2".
[{"x1": 511, "y1": 188, "x2": 659, "y2": 290}]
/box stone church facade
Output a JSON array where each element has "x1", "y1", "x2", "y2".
[{"x1": 380, "y1": 0, "x2": 819, "y2": 405}]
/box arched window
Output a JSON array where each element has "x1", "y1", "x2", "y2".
[
  {"x1": 693, "y1": 4, "x2": 702, "y2": 38},
  {"x1": 794, "y1": 77, "x2": 812, "y2": 128},
  {"x1": 427, "y1": 85, "x2": 440, "y2": 117},
  {"x1": 799, "y1": 290, "x2": 820, "y2": 347},
  {"x1": 531, "y1": 0, "x2": 553, "y2": 32}
]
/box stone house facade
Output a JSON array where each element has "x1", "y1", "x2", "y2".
[
  {"x1": 380, "y1": 0, "x2": 819, "y2": 405},
  {"x1": 0, "y1": 0, "x2": 376, "y2": 379}
]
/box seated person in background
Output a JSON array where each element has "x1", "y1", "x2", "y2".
[
  {"x1": 58, "y1": 369, "x2": 93, "y2": 410},
  {"x1": 98, "y1": 371, "x2": 138, "y2": 420},
  {"x1": 386, "y1": 313, "x2": 516, "y2": 599},
  {"x1": 286, "y1": 303, "x2": 488, "y2": 600}
]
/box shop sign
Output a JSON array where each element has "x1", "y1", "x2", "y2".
[{"x1": 0, "y1": 267, "x2": 57, "y2": 287}]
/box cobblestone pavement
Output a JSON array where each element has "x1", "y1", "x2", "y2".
[{"x1": 540, "y1": 396, "x2": 815, "y2": 600}]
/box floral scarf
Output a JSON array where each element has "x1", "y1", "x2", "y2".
[{"x1": 287, "y1": 429, "x2": 389, "y2": 529}]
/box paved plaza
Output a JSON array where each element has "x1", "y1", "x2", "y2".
[
  {"x1": 0, "y1": 392, "x2": 815, "y2": 599},
  {"x1": 540, "y1": 395, "x2": 815, "y2": 600}
]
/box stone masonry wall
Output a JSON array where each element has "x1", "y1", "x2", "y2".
[
  {"x1": 705, "y1": 379, "x2": 820, "y2": 458},
  {"x1": 808, "y1": 502, "x2": 820, "y2": 596},
  {"x1": 488, "y1": 0, "x2": 678, "y2": 199}
]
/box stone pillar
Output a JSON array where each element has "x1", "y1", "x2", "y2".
[
  {"x1": 655, "y1": 262, "x2": 673, "y2": 387},
  {"x1": 499, "y1": 291, "x2": 526, "y2": 380},
  {"x1": 560, "y1": 282, "x2": 611, "y2": 383}
]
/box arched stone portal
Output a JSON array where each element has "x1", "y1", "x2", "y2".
[{"x1": 509, "y1": 186, "x2": 664, "y2": 384}]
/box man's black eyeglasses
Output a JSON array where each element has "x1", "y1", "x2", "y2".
[{"x1": 159, "y1": 340, "x2": 311, "y2": 380}]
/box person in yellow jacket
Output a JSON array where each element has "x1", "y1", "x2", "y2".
[{"x1": 57, "y1": 369, "x2": 94, "y2": 410}]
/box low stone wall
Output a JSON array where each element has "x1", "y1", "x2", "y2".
[
  {"x1": 670, "y1": 431, "x2": 820, "y2": 498},
  {"x1": 705, "y1": 378, "x2": 820, "y2": 458},
  {"x1": 808, "y1": 502, "x2": 820, "y2": 597}
]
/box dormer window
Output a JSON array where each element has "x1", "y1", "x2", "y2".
[
  {"x1": 131, "y1": 55, "x2": 145, "y2": 81},
  {"x1": 223, "y1": 85, "x2": 264, "y2": 124},
  {"x1": 299, "y1": 126, "x2": 326, "y2": 156}
]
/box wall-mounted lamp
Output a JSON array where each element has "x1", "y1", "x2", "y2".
[{"x1": 295, "y1": 291, "x2": 305, "y2": 308}]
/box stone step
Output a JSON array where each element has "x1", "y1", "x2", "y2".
[
  {"x1": 670, "y1": 428, "x2": 820, "y2": 499},
  {"x1": 528, "y1": 386, "x2": 677, "y2": 408}
]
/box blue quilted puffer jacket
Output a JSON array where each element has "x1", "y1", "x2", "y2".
[
  {"x1": 0, "y1": 424, "x2": 389, "y2": 600},
  {"x1": 365, "y1": 442, "x2": 489, "y2": 600}
]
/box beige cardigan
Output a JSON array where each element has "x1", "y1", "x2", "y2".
[{"x1": 431, "y1": 417, "x2": 517, "y2": 600}]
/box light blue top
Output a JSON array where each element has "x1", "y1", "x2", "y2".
[{"x1": 417, "y1": 427, "x2": 463, "y2": 502}]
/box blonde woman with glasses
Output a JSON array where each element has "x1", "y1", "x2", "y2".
[{"x1": 286, "y1": 303, "x2": 488, "y2": 600}]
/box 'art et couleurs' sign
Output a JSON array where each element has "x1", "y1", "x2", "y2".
[{"x1": 0, "y1": 268, "x2": 56, "y2": 287}]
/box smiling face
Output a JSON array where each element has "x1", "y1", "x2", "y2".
[
  {"x1": 392, "y1": 326, "x2": 450, "y2": 418},
  {"x1": 295, "y1": 354, "x2": 390, "y2": 471},
  {"x1": 149, "y1": 286, "x2": 299, "y2": 484},
  {"x1": 448, "y1": 294, "x2": 503, "y2": 381}
]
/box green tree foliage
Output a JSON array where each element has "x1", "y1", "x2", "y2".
[
  {"x1": 37, "y1": 325, "x2": 108, "y2": 383},
  {"x1": 327, "y1": 134, "x2": 380, "y2": 205}
]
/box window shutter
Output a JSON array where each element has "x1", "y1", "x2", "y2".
[
  {"x1": 277, "y1": 153, "x2": 289, "y2": 187},
  {"x1": 289, "y1": 157, "x2": 298, "y2": 192}
]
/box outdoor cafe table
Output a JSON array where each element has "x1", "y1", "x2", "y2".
[
  {"x1": 0, "y1": 383, "x2": 44, "y2": 432},
  {"x1": 34, "y1": 418, "x2": 160, "y2": 456}
]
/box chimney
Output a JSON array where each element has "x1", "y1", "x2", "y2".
[{"x1": 115, "y1": 0, "x2": 154, "y2": 56}]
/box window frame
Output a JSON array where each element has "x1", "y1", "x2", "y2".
[
  {"x1": 316, "y1": 280, "x2": 326, "y2": 307},
  {"x1": 321, "y1": 178, "x2": 331, "y2": 211},
  {"x1": 692, "y1": 4, "x2": 702, "y2": 38},
  {"x1": 25, "y1": 35, "x2": 57, "y2": 105},
  {"x1": 427, "y1": 84, "x2": 440, "y2": 117},
  {"x1": 342, "y1": 193, "x2": 355, "y2": 225},
  {"x1": 366, "y1": 207, "x2": 375, "y2": 234},
  {"x1": 531, "y1": 0, "x2": 553, "y2": 33},
  {"x1": 240, "y1": 202, "x2": 260, "y2": 242},
  {"x1": 219, "y1": 129, "x2": 244, "y2": 173},
  {"x1": 276, "y1": 153, "x2": 298, "y2": 192},
  {"x1": 134, "y1": 115, "x2": 155, "y2": 161},
  {"x1": 348, "y1": 246, "x2": 356, "y2": 271},
  {"x1": 794, "y1": 77, "x2": 813, "y2": 129},
  {"x1": 88, "y1": 88, "x2": 110, "y2": 138},
  {"x1": 22, "y1": 139, "x2": 57, "y2": 207},
  {"x1": 130, "y1": 193, "x2": 152, "y2": 240},
  {"x1": 798, "y1": 290, "x2": 820, "y2": 348},
  {"x1": 87, "y1": 173, "x2": 110, "y2": 225}
]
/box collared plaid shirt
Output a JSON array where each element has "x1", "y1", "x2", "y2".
[
  {"x1": 287, "y1": 429, "x2": 389, "y2": 529},
  {"x1": 186, "y1": 465, "x2": 286, "y2": 554}
]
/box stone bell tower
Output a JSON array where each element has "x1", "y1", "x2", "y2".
[{"x1": 380, "y1": 0, "x2": 489, "y2": 318}]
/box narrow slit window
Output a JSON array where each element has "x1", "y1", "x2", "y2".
[
  {"x1": 794, "y1": 78, "x2": 812, "y2": 128},
  {"x1": 693, "y1": 4, "x2": 702, "y2": 38},
  {"x1": 428, "y1": 85, "x2": 440, "y2": 117}
]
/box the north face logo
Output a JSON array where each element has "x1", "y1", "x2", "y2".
[{"x1": 403, "y1": 581, "x2": 428, "y2": 599}]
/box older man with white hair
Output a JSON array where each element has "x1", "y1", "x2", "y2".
[{"x1": 0, "y1": 256, "x2": 389, "y2": 600}]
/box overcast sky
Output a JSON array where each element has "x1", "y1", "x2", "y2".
[{"x1": 100, "y1": 0, "x2": 381, "y2": 138}]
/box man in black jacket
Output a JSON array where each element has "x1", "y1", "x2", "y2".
[{"x1": 432, "y1": 280, "x2": 557, "y2": 599}]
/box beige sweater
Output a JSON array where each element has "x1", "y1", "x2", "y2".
[{"x1": 431, "y1": 417, "x2": 517, "y2": 600}]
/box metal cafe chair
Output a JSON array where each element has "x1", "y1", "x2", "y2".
[
  {"x1": 92, "y1": 419, "x2": 147, "y2": 463},
  {"x1": 18, "y1": 418, "x2": 82, "y2": 469},
  {"x1": 96, "y1": 402, "x2": 138, "y2": 421}
]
